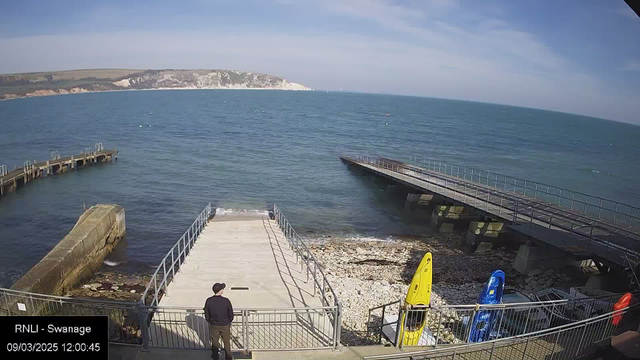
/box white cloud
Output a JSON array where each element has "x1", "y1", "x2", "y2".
[
  {"x1": 286, "y1": 0, "x2": 569, "y2": 72},
  {"x1": 623, "y1": 59, "x2": 640, "y2": 71}
]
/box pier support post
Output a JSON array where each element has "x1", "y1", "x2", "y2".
[
  {"x1": 463, "y1": 221, "x2": 505, "y2": 253},
  {"x1": 71, "y1": 156, "x2": 75, "y2": 170},
  {"x1": 512, "y1": 244, "x2": 577, "y2": 274},
  {"x1": 429, "y1": 205, "x2": 481, "y2": 233},
  {"x1": 406, "y1": 193, "x2": 441, "y2": 207}
]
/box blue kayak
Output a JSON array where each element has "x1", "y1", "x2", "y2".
[{"x1": 468, "y1": 270, "x2": 505, "y2": 343}]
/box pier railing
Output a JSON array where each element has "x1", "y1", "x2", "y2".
[
  {"x1": 140, "y1": 305, "x2": 339, "y2": 351},
  {"x1": 353, "y1": 155, "x2": 640, "y2": 262},
  {"x1": 0, "y1": 287, "x2": 340, "y2": 350},
  {"x1": 0, "y1": 287, "x2": 142, "y2": 344},
  {"x1": 141, "y1": 203, "x2": 212, "y2": 306},
  {"x1": 273, "y1": 204, "x2": 342, "y2": 347},
  {"x1": 370, "y1": 291, "x2": 634, "y2": 349},
  {"x1": 364, "y1": 302, "x2": 640, "y2": 360},
  {"x1": 408, "y1": 157, "x2": 640, "y2": 228}
]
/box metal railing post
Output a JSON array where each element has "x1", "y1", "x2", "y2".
[
  {"x1": 138, "y1": 305, "x2": 150, "y2": 350},
  {"x1": 575, "y1": 323, "x2": 588, "y2": 358},
  {"x1": 162, "y1": 261, "x2": 168, "y2": 296},
  {"x1": 243, "y1": 309, "x2": 249, "y2": 352},
  {"x1": 434, "y1": 310, "x2": 442, "y2": 346},
  {"x1": 395, "y1": 307, "x2": 404, "y2": 348},
  {"x1": 489, "y1": 341, "x2": 496, "y2": 360},
  {"x1": 334, "y1": 303, "x2": 342, "y2": 349},
  {"x1": 521, "y1": 338, "x2": 530, "y2": 360},
  {"x1": 549, "y1": 330, "x2": 561, "y2": 360}
]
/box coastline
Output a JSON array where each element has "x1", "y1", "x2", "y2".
[{"x1": 0, "y1": 86, "x2": 313, "y2": 102}]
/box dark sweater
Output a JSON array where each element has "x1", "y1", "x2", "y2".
[{"x1": 204, "y1": 295, "x2": 234, "y2": 326}]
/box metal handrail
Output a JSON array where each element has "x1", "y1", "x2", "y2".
[
  {"x1": 0, "y1": 287, "x2": 140, "y2": 306},
  {"x1": 273, "y1": 204, "x2": 339, "y2": 308},
  {"x1": 273, "y1": 204, "x2": 342, "y2": 347},
  {"x1": 141, "y1": 203, "x2": 212, "y2": 306},
  {"x1": 405, "y1": 162, "x2": 639, "y2": 242},
  {"x1": 0, "y1": 287, "x2": 339, "y2": 350},
  {"x1": 403, "y1": 158, "x2": 637, "y2": 235},
  {"x1": 364, "y1": 302, "x2": 640, "y2": 360},
  {"x1": 353, "y1": 155, "x2": 640, "y2": 261},
  {"x1": 145, "y1": 304, "x2": 339, "y2": 311},
  {"x1": 367, "y1": 155, "x2": 634, "y2": 236},
  {"x1": 369, "y1": 289, "x2": 633, "y2": 348},
  {"x1": 410, "y1": 156, "x2": 640, "y2": 227},
  {"x1": 402, "y1": 159, "x2": 640, "y2": 247},
  {"x1": 402, "y1": 290, "x2": 639, "y2": 310}
]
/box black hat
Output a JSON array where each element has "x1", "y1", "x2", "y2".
[{"x1": 213, "y1": 283, "x2": 226, "y2": 293}]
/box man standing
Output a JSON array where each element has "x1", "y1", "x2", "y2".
[{"x1": 204, "y1": 283, "x2": 234, "y2": 360}]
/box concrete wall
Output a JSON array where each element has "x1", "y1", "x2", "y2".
[{"x1": 11, "y1": 204, "x2": 126, "y2": 295}]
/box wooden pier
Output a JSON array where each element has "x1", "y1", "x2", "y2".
[{"x1": 0, "y1": 145, "x2": 117, "y2": 199}]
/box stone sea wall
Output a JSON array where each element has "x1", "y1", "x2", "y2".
[{"x1": 11, "y1": 204, "x2": 126, "y2": 296}]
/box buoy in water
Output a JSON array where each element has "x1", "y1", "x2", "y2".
[
  {"x1": 385, "y1": 113, "x2": 390, "y2": 117},
  {"x1": 385, "y1": 123, "x2": 389, "y2": 126}
]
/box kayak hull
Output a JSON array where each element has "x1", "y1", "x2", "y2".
[{"x1": 400, "y1": 252, "x2": 433, "y2": 346}]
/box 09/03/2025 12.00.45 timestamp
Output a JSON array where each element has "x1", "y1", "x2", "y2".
[{"x1": 6, "y1": 342, "x2": 101, "y2": 353}]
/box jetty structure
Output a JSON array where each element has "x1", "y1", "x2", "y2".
[
  {"x1": 0, "y1": 142, "x2": 117, "y2": 199},
  {"x1": 341, "y1": 155, "x2": 640, "y2": 285}
]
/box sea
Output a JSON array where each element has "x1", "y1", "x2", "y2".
[{"x1": 1, "y1": 90, "x2": 639, "y2": 287}]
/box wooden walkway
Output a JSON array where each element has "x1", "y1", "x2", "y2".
[
  {"x1": 341, "y1": 156, "x2": 640, "y2": 269},
  {"x1": 0, "y1": 148, "x2": 117, "y2": 198}
]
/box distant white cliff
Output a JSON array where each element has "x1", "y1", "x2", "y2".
[{"x1": 0, "y1": 69, "x2": 310, "y2": 99}]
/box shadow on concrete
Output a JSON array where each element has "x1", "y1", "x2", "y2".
[
  {"x1": 185, "y1": 314, "x2": 210, "y2": 348},
  {"x1": 260, "y1": 218, "x2": 336, "y2": 347},
  {"x1": 262, "y1": 218, "x2": 315, "y2": 308}
]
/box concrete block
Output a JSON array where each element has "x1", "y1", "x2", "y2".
[
  {"x1": 407, "y1": 193, "x2": 435, "y2": 206},
  {"x1": 469, "y1": 221, "x2": 504, "y2": 237},
  {"x1": 512, "y1": 244, "x2": 574, "y2": 275},
  {"x1": 475, "y1": 242, "x2": 494, "y2": 253},
  {"x1": 430, "y1": 205, "x2": 480, "y2": 233}
]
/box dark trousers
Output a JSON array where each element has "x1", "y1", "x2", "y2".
[{"x1": 209, "y1": 324, "x2": 232, "y2": 359}]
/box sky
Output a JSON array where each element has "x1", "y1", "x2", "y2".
[{"x1": 0, "y1": 0, "x2": 639, "y2": 124}]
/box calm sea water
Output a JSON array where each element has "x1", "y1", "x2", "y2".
[{"x1": 1, "y1": 90, "x2": 639, "y2": 287}]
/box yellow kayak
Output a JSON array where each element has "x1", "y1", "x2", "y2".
[{"x1": 399, "y1": 252, "x2": 432, "y2": 346}]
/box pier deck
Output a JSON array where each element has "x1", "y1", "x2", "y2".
[
  {"x1": 148, "y1": 213, "x2": 335, "y2": 350},
  {"x1": 159, "y1": 215, "x2": 321, "y2": 309}
]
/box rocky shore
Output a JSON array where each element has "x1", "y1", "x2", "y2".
[
  {"x1": 66, "y1": 269, "x2": 152, "y2": 303},
  {"x1": 308, "y1": 233, "x2": 590, "y2": 345}
]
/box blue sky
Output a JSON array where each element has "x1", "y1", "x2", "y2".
[{"x1": 1, "y1": 0, "x2": 639, "y2": 123}]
